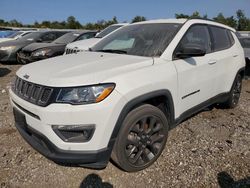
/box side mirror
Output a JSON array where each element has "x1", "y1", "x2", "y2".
[{"x1": 175, "y1": 44, "x2": 206, "y2": 59}]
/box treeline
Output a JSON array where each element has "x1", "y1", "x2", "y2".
[
  {"x1": 0, "y1": 10, "x2": 250, "y2": 31},
  {"x1": 0, "y1": 16, "x2": 146, "y2": 30},
  {"x1": 175, "y1": 10, "x2": 250, "y2": 31}
]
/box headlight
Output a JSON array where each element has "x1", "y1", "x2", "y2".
[
  {"x1": 0, "y1": 46, "x2": 16, "y2": 51},
  {"x1": 31, "y1": 48, "x2": 51, "y2": 57},
  {"x1": 56, "y1": 83, "x2": 115, "y2": 104}
]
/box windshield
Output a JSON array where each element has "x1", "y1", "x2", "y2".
[
  {"x1": 21, "y1": 32, "x2": 42, "y2": 41},
  {"x1": 8, "y1": 31, "x2": 23, "y2": 38},
  {"x1": 53, "y1": 32, "x2": 81, "y2": 44},
  {"x1": 96, "y1": 25, "x2": 123, "y2": 38},
  {"x1": 92, "y1": 23, "x2": 182, "y2": 57},
  {"x1": 240, "y1": 38, "x2": 250, "y2": 48},
  {"x1": 0, "y1": 31, "x2": 17, "y2": 38}
]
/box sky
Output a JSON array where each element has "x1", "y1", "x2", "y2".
[{"x1": 0, "y1": 0, "x2": 250, "y2": 24}]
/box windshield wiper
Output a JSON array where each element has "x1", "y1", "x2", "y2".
[{"x1": 96, "y1": 49, "x2": 127, "y2": 54}]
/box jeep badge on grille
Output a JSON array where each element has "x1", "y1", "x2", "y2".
[{"x1": 23, "y1": 74, "x2": 30, "y2": 79}]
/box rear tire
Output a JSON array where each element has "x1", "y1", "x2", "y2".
[
  {"x1": 220, "y1": 74, "x2": 242, "y2": 109},
  {"x1": 112, "y1": 104, "x2": 169, "y2": 172}
]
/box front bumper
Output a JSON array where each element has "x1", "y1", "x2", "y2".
[
  {"x1": 0, "y1": 49, "x2": 17, "y2": 62},
  {"x1": 17, "y1": 52, "x2": 46, "y2": 64},
  {"x1": 9, "y1": 88, "x2": 126, "y2": 168},
  {"x1": 13, "y1": 108, "x2": 112, "y2": 168}
]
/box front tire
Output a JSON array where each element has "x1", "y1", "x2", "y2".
[{"x1": 112, "y1": 104, "x2": 169, "y2": 172}]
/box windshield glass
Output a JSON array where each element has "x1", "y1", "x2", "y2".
[
  {"x1": 96, "y1": 25, "x2": 123, "y2": 38},
  {"x1": 21, "y1": 32, "x2": 42, "y2": 41},
  {"x1": 53, "y1": 32, "x2": 81, "y2": 44},
  {"x1": 8, "y1": 31, "x2": 23, "y2": 38},
  {"x1": 240, "y1": 38, "x2": 250, "y2": 48},
  {"x1": 0, "y1": 31, "x2": 17, "y2": 38},
  {"x1": 92, "y1": 23, "x2": 182, "y2": 57}
]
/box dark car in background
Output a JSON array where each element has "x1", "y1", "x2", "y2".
[
  {"x1": 0, "y1": 30, "x2": 68, "y2": 63},
  {"x1": 17, "y1": 30, "x2": 97, "y2": 64},
  {"x1": 239, "y1": 37, "x2": 250, "y2": 78}
]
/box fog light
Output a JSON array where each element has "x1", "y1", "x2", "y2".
[{"x1": 52, "y1": 125, "x2": 95, "y2": 143}]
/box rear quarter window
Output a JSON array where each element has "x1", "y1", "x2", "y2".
[{"x1": 210, "y1": 26, "x2": 231, "y2": 51}]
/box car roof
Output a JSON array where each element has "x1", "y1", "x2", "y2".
[
  {"x1": 131, "y1": 18, "x2": 236, "y2": 32},
  {"x1": 112, "y1": 23, "x2": 129, "y2": 26}
]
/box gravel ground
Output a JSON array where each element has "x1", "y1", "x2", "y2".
[{"x1": 0, "y1": 63, "x2": 249, "y2": 188}]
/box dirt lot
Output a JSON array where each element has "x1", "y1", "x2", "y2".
[{"x1": 0, "y1": 63, "x2": 249, "y2": 188}]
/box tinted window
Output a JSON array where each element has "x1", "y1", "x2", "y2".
[
  {"x1": 21, "y1": 32, "x2": 43, "y2": 41},
  {"x1": 210, "y1": 26, "x2": 231, "y2": 51},
  {"x1": 53, "y1": 32, "x2": 81, "y2": 44},
  {"x1": 92, "y1": 23, "x2": 182, "y2": 57},
  {"x1": 76, "y1": 32, "x2": 96, "y2": 41},
  {"x1": 178, "y1": 25, "x2": 211, "y2": 53},
  {"x1": 41, "y1": 33, "x2": 58, "y2": 42},
  {"x1": 227, "y1": 30, "x2": 235, "y2": 46}
]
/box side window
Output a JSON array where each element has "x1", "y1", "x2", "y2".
[
  {"x1": 178, "y1": 25, "x2": 211, "y2": 53},
  {"x1": 227, "y1": 30, "x2": 235, "y2": 46},
  {"x1": 41, "y1": 33, "x2": 57, "y2": 42},
  {"x1": 210, "y1": 26, "x2": 231, "y2": 51}
]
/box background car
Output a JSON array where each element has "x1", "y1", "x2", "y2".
[
  {"x1": 17, "y1": 30, "x2": 97, "y2": 64},
  {"x1": 64, "y1": 23, "x2": 128, "y2": 54},
  {"x1": 0, "y1": 30, "x2": 68, "y2": 63},
  {"x1": 239, "y1": 37, "x2": 250, "y2": 78},
  {"x1": 0, "y1": 31, "x2": 33, "y2": 43}
]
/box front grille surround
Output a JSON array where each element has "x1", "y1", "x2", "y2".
[{"x1": 12, "y1": 77, "x2": 54, "y2": 107}]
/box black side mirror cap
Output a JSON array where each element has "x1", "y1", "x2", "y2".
[{"x1": 175, "y1": 44, "x2": 206, "y2": 59}]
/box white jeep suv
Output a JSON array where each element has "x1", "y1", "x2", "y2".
[{"x1": 10, "y1": 19, "x2": 245, "y2": 172}]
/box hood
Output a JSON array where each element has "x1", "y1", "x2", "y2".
[
  {"x1": 17, "y1": 51, "x2": 153, "y2": 87},
  {"x1": 22, "y1": 42, "x2": 65, "y2": 52},
  {"x1": 244, "y1": 48, "x2": 250, "y2": 58},
  {"x1": 0, "y1": 38, "x2": 13, "y2": 43},
  {"x1": 66, "y1": 38, "x2": 101, "y2": 51}
]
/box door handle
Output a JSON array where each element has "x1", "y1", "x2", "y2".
[
  {"x1": 208, "y1": 61, "x2": 217, "y2": 65},
  {"x1": 233, "y1": 54, "x2": 238, "y2": 58}
]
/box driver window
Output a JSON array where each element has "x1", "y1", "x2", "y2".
[
  {"x1": 178, "y1": 25, "x2": 211, "y2": 53},
  {"x1": 41, "y1": 33, "x2": 57, "y2": 42}
]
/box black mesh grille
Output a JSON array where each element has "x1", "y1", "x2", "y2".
[
  {"x1": 65, "y1": 48, "x2": 80, "y2": 54},
  {"x1": 12, "y1": 77, "x2": 54, "y2": 107}
]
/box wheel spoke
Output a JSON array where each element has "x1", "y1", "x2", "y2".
[
  {"x1": 127, "y1": 134, "x2": 138, "y2": 146},
  {"x1": 151, "y1": 134, "x2": 164, "y2": 144},
  {"x1": 151, "y1": 123, "x2": 163, "y2": 134},
  {"x1": 131, "y1": 123, "x2": 140, "y2": 133},
  {"x1": 131, "y1": 148, "x2": 144, "y2": 164}
]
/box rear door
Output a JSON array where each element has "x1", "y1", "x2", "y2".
[
  {"x1": 208, "y1": 26, "x2": 237, "y2": 94},
  {"x1": 173, "y1": 24, "x2": 217, "y2": 113}
]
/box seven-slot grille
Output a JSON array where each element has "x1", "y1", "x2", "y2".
[
  {"x1": 12, "y1": 77, "x2": 54, "y2": 107},
  {"x1": 65, "y1": 48, "x2": 80, "y2": 54}
]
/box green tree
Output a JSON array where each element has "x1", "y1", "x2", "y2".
[
  {"x1": 213, "y1": 13, "x2": 237, "y2": 28},
  {"x1": 131, "y1": 16, "x2": 146, "y2": 23},
  {"x1": 236, "y1": 9, "x2": 249, "y2": 31},
  {"x1": 175, "y1": 13, "x2": 190, "y2": 19},
  {"x1": 66, "y1": 16, "x2": 82, "y2": 29}
]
